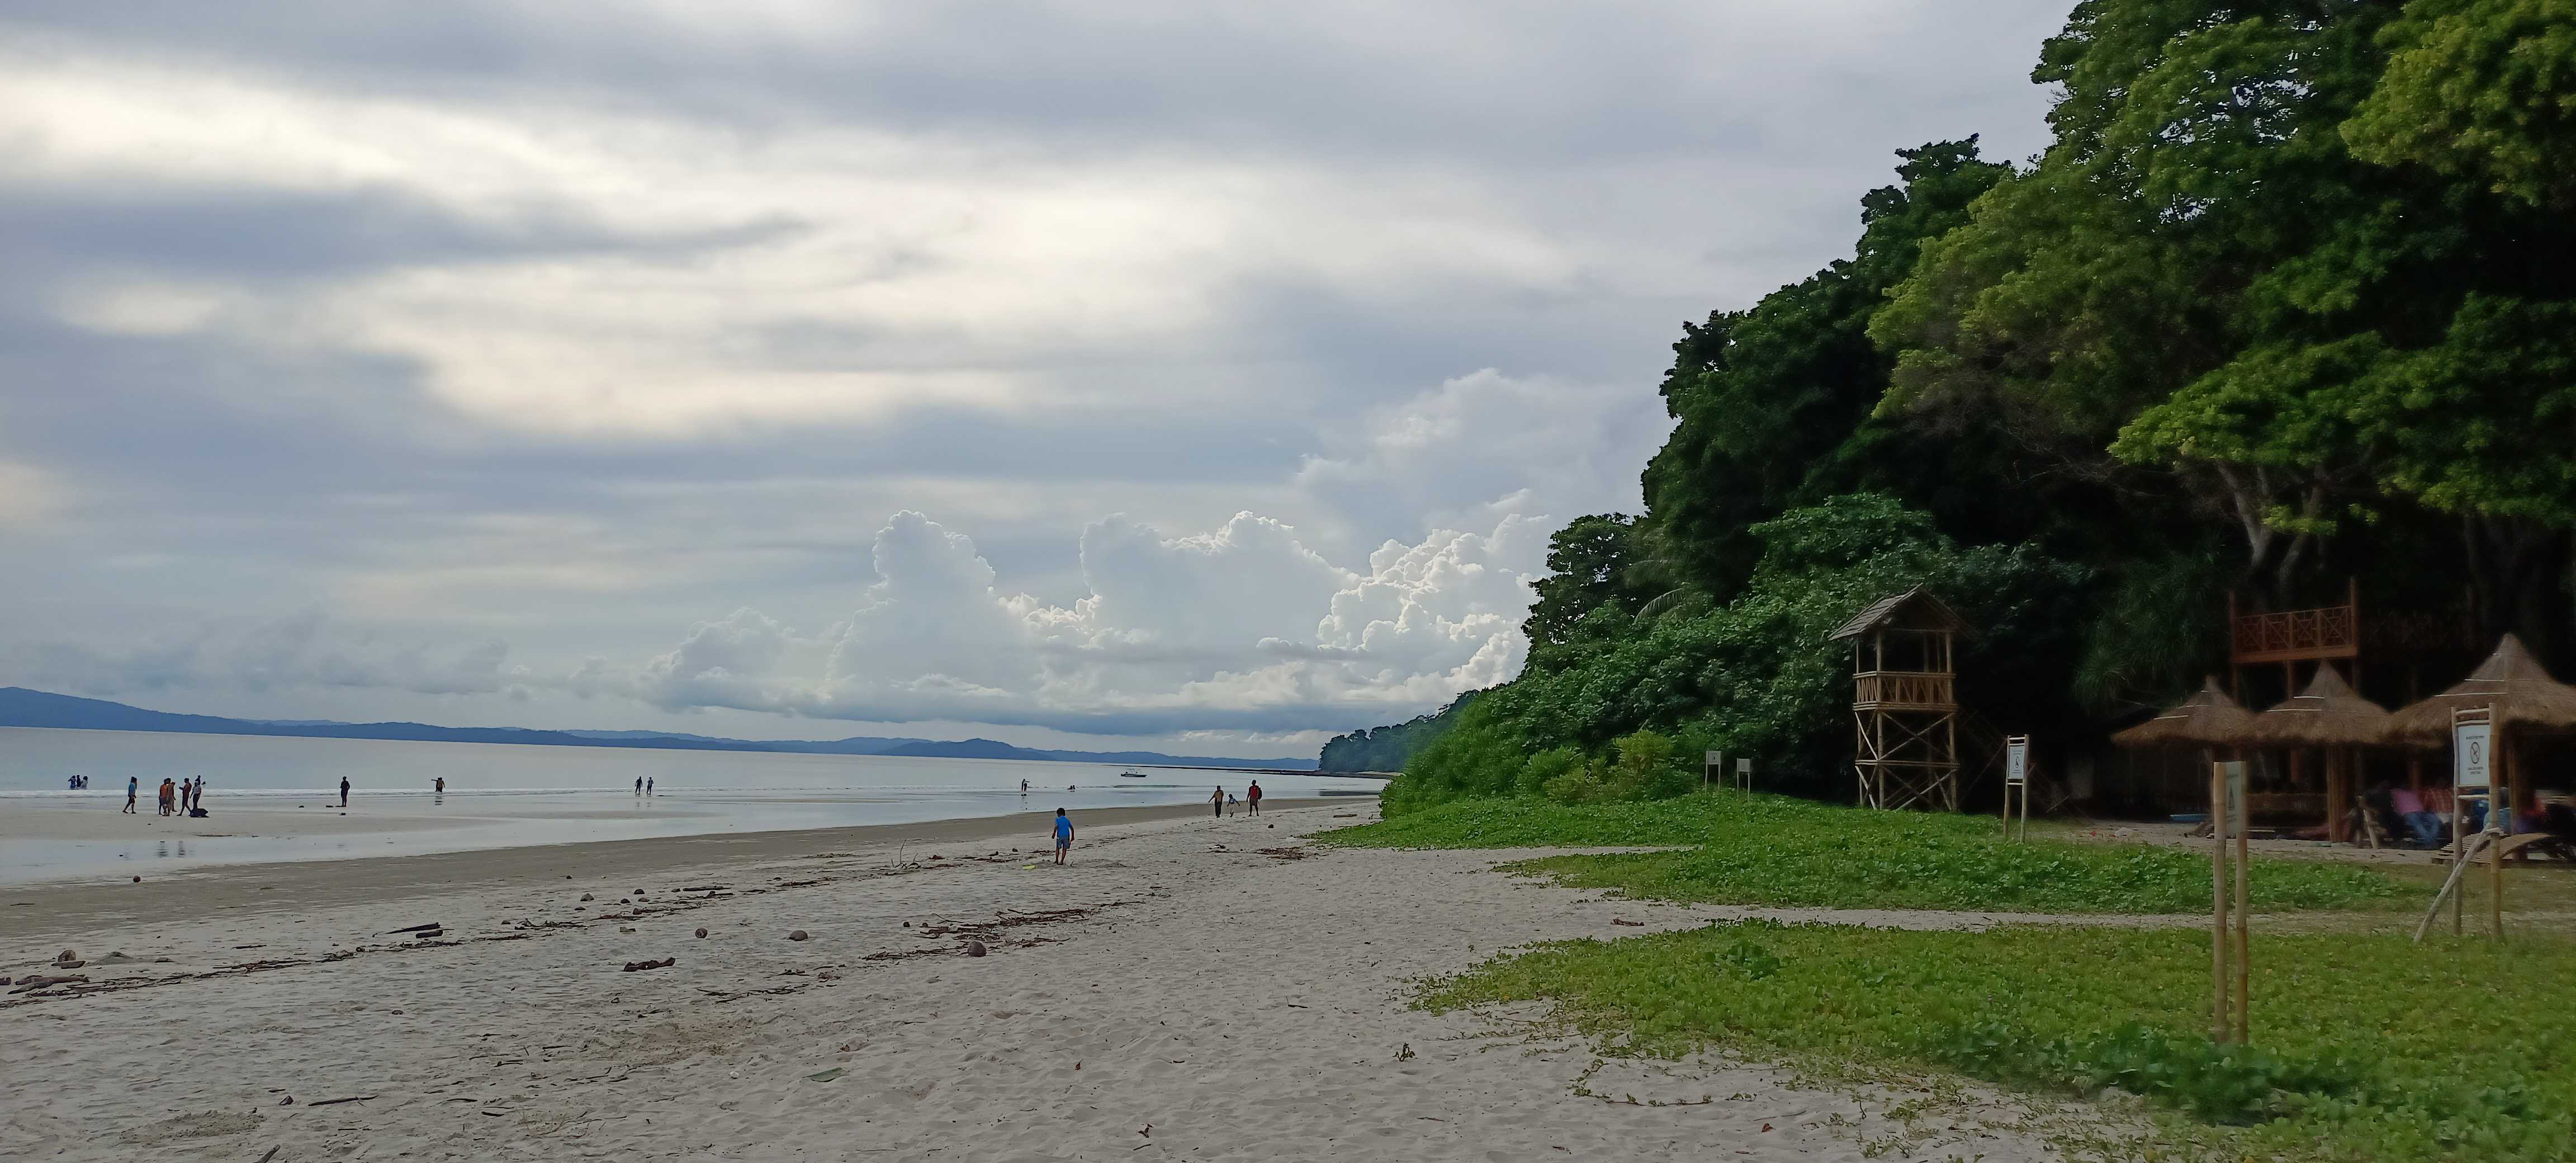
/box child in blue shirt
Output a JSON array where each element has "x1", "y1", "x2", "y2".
[{"x1": 1053, "y1": 809, "x2": 1074, "y2": 864}]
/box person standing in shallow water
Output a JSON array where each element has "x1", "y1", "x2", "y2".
[{"x1": 339, "y1": 776, "x2": 351, "y2": 808}]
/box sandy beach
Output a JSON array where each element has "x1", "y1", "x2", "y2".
[{"x1": 1, "y1": 802, "x2": 2127, "y2": 1161}]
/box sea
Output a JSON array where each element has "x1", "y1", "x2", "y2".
[{"x1": 0, "y1": 726, "x2": 1381, "y2": 884}]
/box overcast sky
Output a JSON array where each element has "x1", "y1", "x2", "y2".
[{"x1": 0, "y1": 1, "x2": 2070, "y2": 756}]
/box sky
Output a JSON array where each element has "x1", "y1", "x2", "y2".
[{"x1": 0, "y1": 1, "x2": 2071, "y2": 757}]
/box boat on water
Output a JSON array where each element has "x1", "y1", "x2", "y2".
[
  {"x1": 1119, "y1": 772, "x2": 1148, "y2": 778},
  {"x1": 1317, "y1": 788, "x2": 1379, "y2": 797}
]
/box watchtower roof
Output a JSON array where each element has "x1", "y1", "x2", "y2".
[{"x1": 1827, "y1": 587, "x2": 1974, "y2": 642}]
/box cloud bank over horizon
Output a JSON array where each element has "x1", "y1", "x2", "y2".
[
  {"x1": 0, "y1": 1, "x2": 2069, "y2": 753},
  {"x1": 11, "y1": 368, "x2": 1663, "y2": 736}
]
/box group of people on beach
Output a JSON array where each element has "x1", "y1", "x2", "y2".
[
  {"x1": 133, "y1": 776, "x2": 205, "y2": 816},
  {"x1": 1045, "y1": 778, "x2": 1265, "y2": 866},
  {"x1": 1213, "y1": 781, "x2": 1263, "y2": 817}
]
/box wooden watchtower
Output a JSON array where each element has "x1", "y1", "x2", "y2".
[{"x1": 1830, "y1": 587, "x2": 1973, "y2": 811}]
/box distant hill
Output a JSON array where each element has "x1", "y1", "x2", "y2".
[{"x1": 0, "y1": 687, "x2": 1315, "y2": 770}]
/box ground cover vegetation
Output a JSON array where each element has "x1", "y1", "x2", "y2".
[
  {"x1": 1332, "y1": 0, "x2": 2576, "y2": 813},
  {"x1": 1321, "y1": 792, "x2": 2409, "y2": 913},
  {"x1": 1423, "y1": 922, "x2": 2576, "y2": 1162}
]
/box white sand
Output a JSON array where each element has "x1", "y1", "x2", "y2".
[{"x1": 3, "y1": 806, "x2": 2133, "y2": 1160}]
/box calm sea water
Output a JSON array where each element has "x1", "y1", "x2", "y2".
[{"x1": 0, "y1": 727, "x2": 1378, "y2": 883}]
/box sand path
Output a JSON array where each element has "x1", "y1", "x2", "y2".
[{"x1": 4, "y1": 806, "x2": 2124, "y2": 1160}]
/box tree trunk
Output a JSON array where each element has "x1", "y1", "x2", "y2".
[{"x1": 2464, "y1": 516, "x2": 2573, "y2": 665}]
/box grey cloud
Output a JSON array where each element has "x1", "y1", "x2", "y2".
[
  {"x1": 1257, "y1": 639, "x2": 1369, "y2": 660},
  {"x1": 3, "y1": 3, "x2": 1855, "y2": 162},
  {"x1": 0, "y1": 188, "x2": 799, "y2": 283},
  {"x1": 5, "y1": 612, "x2": 523, "y2": 699}
]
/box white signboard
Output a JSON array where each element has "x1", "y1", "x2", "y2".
[
  {"x1": 2005, "y1": 737, "x2": 2029, "y2": 785},
  {"x1": 1735, "y1": 758, "x2": 1753, "y2": 776},
  {"x1": 2216, "y1": 760, "x2": 2247, "y2": 835},
  {"x1": 2455, "y1": 722, "x2": 2493, "y2": 790},
  {"x1": 1707, "y1": 751, "x2": 1723, "y2": 767}
]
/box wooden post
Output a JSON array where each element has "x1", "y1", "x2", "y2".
[
  {"x1": 2494, "y1": 730, "x2": 2513, "y2": 939},
  {"x1": 2491, "y1": 815, "x2": 2506, "y2": 940},
  {"x1": 2234, "y1": 779, "x2": 2251, "y2": 1043},
  {"x1": 2453, "y1": 789, "x2": 2466, "y2": 936},
  {"x1": 2210, "y1": 760, "x2": 2231, "y2": 1043}
]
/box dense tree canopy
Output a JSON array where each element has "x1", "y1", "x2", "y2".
[{"x1": 1338, "y1": 0, "x2": 2576, "y2": 814}]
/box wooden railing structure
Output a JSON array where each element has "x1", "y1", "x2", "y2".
[
  {"x1": 1853, "y1": 671, "x2": 1955, "y2": 711},
  {"x1": 2231, "y1": 604, "x2": 2358, "y2": 665}
]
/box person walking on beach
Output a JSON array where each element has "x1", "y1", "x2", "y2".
[
  {"x1": 434, "y1": 777, "x2": 445, "y2": 795},
  {"x1": 1247, "y1": 780, "x2": 1262, "y2": 816},
  {"x1": 1053, "y1": 807, "x2": 1074, "y2": 864},
  {"x1": 158, "y1": 778, "x2": 174, "y2": 816},
  {"x1": 635, "y1": 777, "x2": 644, "y2": 796},
  {"x1": 1211, "y1": 786, "x2": 1224, "y2": 819},
  {"x1": 125, "y1": 776, "x2": 138, "y2": 814},
  {"x1": 646, "y1": 777, "x2": 655, "y2": 796},
  {"x1": 339, "y1": 776, "x2": 351, "y2": 809}
]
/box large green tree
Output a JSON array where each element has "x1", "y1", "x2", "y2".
[
  {"x1": 1640, "y1": 140, "x2": 2012, "y2": 599},
  {"x1": 1878, "y1": 0, "x2": 2576, "y2": 648},
  {"x1": 2346, "y1": 0, "x2": 2576, "y2": 208}
]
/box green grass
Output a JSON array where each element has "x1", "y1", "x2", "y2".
[
  {"x1": 1319, "y1": 792, "x2": 2413, "y2": 914},
  {"x1": 1423, "y1": 923, "x2": 2576, "y2": 1162}
]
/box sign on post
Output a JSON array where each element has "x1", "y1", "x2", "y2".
[
  {"x1": 1735, "y1": 757, "x2": 1753, "y2": 791},
  {"x1": 2222, "y1": 759, "x2": 2246, "y2": 829},
  {"x1": 2455, "y1": 721, "x2": 2492, "y2": 789},
  {"x1": 2001, "y1": 735, "x2": 2031, "y2": 840}
]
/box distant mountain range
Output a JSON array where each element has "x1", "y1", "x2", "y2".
[{"x1": 0, "y1": 687, "x2": 1316, "y2": 770}]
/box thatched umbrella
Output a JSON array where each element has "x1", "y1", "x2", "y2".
[
  {"x1": 2252, "y1": 664, "x2": 2392, "y2": 748},
  {"x1": 2384, "y1": 633, "x2": 2576, "y2": 744},
  {"x1": 2113, "y1": 679, "x2": 2258, "y2": 749},
  {"x1": 2252, "y1": 664, "x2": 2390, "y2": 841},
  {"x1": 2113, "y1": 679, "x2": 2259, "y2": 831}
]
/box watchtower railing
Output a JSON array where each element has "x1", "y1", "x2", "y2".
[{"x1": 1853, "y1": 671, "x2": 1955, "y2": 710}]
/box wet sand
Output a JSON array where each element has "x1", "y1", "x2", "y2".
[{"x1": 2, "y1": 801, "x2": 1317, "y2": 939}]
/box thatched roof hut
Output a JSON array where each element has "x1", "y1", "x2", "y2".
[
  {"x1": 1827, "y1": 587, "x2": 1974, "y2": 642},
  {"x1": 2251, "y1": 664, "x2": 2392, "y2": 748},
  {"x1": 2385, "y1": 634, "x2": 2576, "y2": 745},
  {"x1": 2112, "y1": 679, "x2": 2258, "y2": 749}
]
